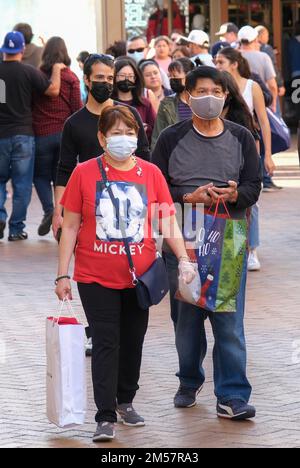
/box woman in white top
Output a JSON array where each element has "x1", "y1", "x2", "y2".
[
  {"x1": 216, "y1": 47, "x2": 274, "y2": 272},
  {"x1": 216, "y1": 47, "x2": 273, "y2": 172}
]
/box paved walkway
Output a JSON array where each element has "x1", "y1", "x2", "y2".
[{"x1": 0, "y1": 145, "x2": 300, "y2": 448}]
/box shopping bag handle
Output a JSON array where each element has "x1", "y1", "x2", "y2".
[
  {"x1": 208, "y1": 198, "x2": 231, "y2": 219},
  {"x1": 55, "y1": 298, "x2": 80, "y2": 325}
]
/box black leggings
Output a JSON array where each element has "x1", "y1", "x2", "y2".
[{"x1": 78, "y1": 282, "x2": 149, "y2": 423}]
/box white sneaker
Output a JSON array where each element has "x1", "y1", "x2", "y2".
[{"x1": 248, "y1": 250, "x2": 261, "y2": 271}]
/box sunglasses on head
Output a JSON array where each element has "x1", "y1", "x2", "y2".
[
  {"x1": 85, "y1": 53, "x2": 115, "y2": 63},
  {"x1": 128, "y1": 48, "x2": 145, "y2": 54}
]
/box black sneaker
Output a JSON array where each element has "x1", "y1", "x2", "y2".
[
  {"x1": 8, "y1": 232, "x2": 28, "y2": 242},
  {"x1": 217, "y1": 400, "x2": 256, "y2": 421},
  {"x1": 0, "y1": 221, "x2": 5, "y2": 240},
  {"x1": 38, "y1": 212, "x2": 53, "y2": 236},
  {"x1": 174, "y1": 385, "x2": 203, "y2": 408}
]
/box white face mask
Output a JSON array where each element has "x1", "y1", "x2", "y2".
[
  {"x1": 106, "y1": 135, "x2": 138, "y2": 161},
  {"x1": 128, "y1": 51, "x2": 144, "y2": 64}
]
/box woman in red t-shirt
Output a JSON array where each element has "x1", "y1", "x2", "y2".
[{"x1": 55, "y1": 105, "x2": 196, "y2": 443}]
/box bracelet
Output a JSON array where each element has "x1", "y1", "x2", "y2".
[{"x1": 55, "y1": 275, "x2": 71, "y2": 285}]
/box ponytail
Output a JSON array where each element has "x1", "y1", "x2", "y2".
[{"x1": 218, "y1": 47, "x2": 251, "y2": 79}]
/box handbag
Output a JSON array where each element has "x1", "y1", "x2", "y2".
[
  {"x1": 97, "y1": 157, "x2": 169, "y2": 310},
  {"x1": 266, "y1": 108, "x2": 291, "y2": 155}
]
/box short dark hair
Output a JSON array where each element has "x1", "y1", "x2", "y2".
[
  {"x1": 98, "y1": 105, "x2": 139, "y2": 135},
  {"x1": 14, "y1": 23, "x2": 33, "y2": 45},
  {"x1": 84, "y1": 54, "x2": 115, "y2": 80},
  {"x1": 128, "y1": 35, "x2": 148, "y2": 46},
  {"x1": 185, "y1": 66, "x2": 228, "y2": 93},
  {"x1": 168, "y1": 58, "x2": 195, "y2": 76},
  {"x1": 77, "y1": 51, "x2": 90, "y2": 64},
  {"x1": 41, "y1": 37, "x2": 71, "y2": 75},
  {"x1": 106, "y1": 40, "x2": 127, "y2": 59}
]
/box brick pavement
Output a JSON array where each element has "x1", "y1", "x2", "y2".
[{"x1": 0, "y1": 145, "x2": 300, "y2": 448}]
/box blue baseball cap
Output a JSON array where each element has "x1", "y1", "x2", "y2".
[
  {"x1": 0, "y1": 31, "x2": 25, "y2": 54},
  {"x1": 211, "y1": 41, "x2": 230, "y2": 58}
]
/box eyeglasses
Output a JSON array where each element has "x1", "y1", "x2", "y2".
[
  {"x1": 128, "y1": 48, "x2": 145, "y2": 54},
  {"x1": 117, "y1": 73, "x2": 136, "y2": 81}
]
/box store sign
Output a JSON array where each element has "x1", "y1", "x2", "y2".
[{"x1": 125, "y1": 0, "x2": 148, "y2": 29}]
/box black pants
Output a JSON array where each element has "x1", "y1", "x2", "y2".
[{"x1": 78, "y1": 282, "x2": 149, "y2": 423}]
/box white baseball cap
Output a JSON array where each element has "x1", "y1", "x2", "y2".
[
  {"x1": 216, "y1": 23, "x2": 239, "y2": 36},
  {"x1": 238, "y1": 26, "x2": 259, "y2": 43},
  {"x1": 178, "y1": 30, "x2": 210, "y2": 48}
]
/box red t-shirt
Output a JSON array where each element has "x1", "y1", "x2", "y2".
[{"x1": 61, "y1": 157, "x2": 175, "y2": 289}]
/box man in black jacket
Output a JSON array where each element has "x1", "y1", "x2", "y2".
[
  {"x1": 152, "y1": 66, "x2": 261, "y2": 421},
  {"x1": 53, "y1": 54, "x2": 150, "y2": 238}
]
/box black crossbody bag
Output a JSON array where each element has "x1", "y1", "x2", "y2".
[{"x1": 97, "y1": 157, "x2": 169, "y2": 310}]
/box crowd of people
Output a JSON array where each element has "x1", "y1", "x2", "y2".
[{"x1": 0, "y1": 20, "x2": 290, "y2": 443}]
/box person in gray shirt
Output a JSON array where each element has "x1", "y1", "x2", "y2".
[
  {"x1": 239, "y1": 25, "x2": 278, "y2": 113},
  {"x1": 152, "y1": 66, "x2": 261, "y2": 421}
]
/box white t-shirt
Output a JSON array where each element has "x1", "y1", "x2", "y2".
[
  {"x1": 192, "y1": 53, "x2": 215, "y2": 68},
  {"x1": 242, "y1": 79, "x2": 254, "y2": 115}
]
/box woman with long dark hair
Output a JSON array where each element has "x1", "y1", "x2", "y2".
[
  {"x1": 216, "y1": 48, "x2": 274, "y2": 272},
  {"x1": 139, "y1": 59, "x2": 173, "y2": 113},
  {"x1": 221, "y1": 72, "x2": 257, "y2": 135},
  {"x1": 112, "y1": 57, "x2": 156, "y2": 142},
  {"x1": 33, "y1": 37, "x2": 82, "y2": 237}
]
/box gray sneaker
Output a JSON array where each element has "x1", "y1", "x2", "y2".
[
  {"x1": 117, "y1": 404, "x2": 145, "y2": 427},
  {"x1": 174, "y1": 384, "x2": 204, "y2": 408},
  {"x1": 93, "y1": 422, "x2": 115, "y2": 442}
]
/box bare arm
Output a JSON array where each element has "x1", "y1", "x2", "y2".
[
  {"x1": 55, "y1": 209, "x2": 82, "y2": 300},
  {"x1": 52, "y1": 186, "x2": 66, "y2": 238},
  {"x1": 266, "y1": 77, "x2": 278, "y2": 114},
  {"x1": 45, "y1": 64, "x2": 65, "y2": 97},
  {"x1": 253, "y1": 82, "x2": 276, "y2": 176}
]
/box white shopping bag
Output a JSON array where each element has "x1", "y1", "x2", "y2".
[{"x1": 46, "y1": 300, "x2": 86, "y2": 428}]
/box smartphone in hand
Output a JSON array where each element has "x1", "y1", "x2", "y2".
[{"x1": 214, "y1": 183, "x2": 230, "y2": 189}]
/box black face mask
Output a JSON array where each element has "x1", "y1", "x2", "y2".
[
  {"x1": 117, "y1": 79, "x2": 136, "y2": 93},
  {"x1": 170, "y1": 78, "x2": 185, "y2": 94},
  {"x1": 90, "y1": 81, "x2": 113, "y2": 104}
]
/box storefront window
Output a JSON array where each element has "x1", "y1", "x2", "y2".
[
  {"x1": 228, "y1": 0, "x2": 272, "y2": 28},
  {"x1": 188, "y1": 1, "x2": 210, "y2": 32},
  {"x1": 125, "y1": 0, "x2": 189, "y2": 41},
  {"x1": 282, "y1": 1, "x2": 300, "y2": 36}
]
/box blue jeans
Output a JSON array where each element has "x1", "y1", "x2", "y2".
[
  {"x1": 0, "y1": 135, "x2": 35, "y2": 235},
  {"x1": 34, "y1": 132, "x2": 61, "y2": 215},
  {"x1": 164, "y1": 252, "x2": 252, "y2": 404},
  {"x1": 249, "y1": 204, "x2": 260, "y2": 250}
]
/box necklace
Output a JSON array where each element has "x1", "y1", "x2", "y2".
[{"x1": 103, "y1": 154, "x2": 143, "y2": 177}]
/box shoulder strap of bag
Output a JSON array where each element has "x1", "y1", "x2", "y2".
[{"x1": 96, "y1": 157, "x2": 138, "y2": 284}]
